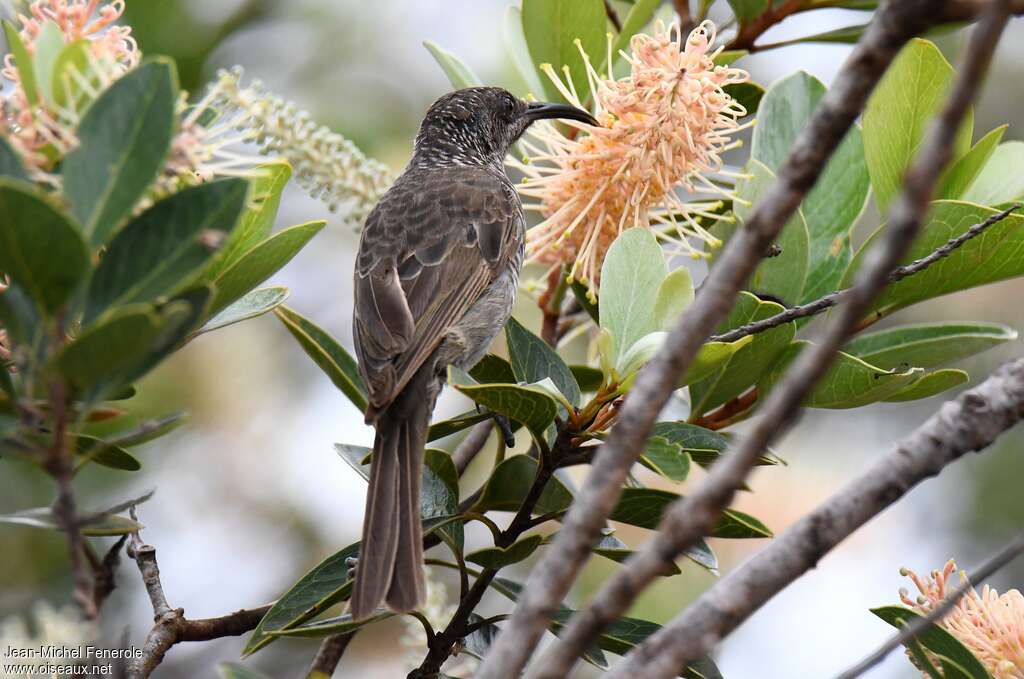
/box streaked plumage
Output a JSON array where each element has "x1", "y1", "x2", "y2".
[{"x1": 350, "y1": 87, "x2": 595, "y2": 618}]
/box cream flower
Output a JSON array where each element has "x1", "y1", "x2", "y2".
[
  {"x1": 510, "y1": 20, "x2": 750, "y2": 290},
  {"x1": 900, "y1": 559, "x2": 1024, "y2": 678}
]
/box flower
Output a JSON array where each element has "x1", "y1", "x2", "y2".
[
  {"x1": 899, "y1": 559, "x2": 1024, "y2": 678},
  {"x1": 183, "y1": 68, "x2": 394, "y2": 227},
  {"x1": 1, "y1": 0, "x2": 139, "y2": 174},
  {"x1": 510, "y1": 20, "x2": 750, "y2": 291}
]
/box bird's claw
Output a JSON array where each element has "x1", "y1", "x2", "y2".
[{"x1": 493, "y1": 414, "x2": 515, "y2": 447}]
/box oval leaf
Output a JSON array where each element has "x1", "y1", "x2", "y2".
[{"x1": 844, "y1": 322, "x2": 1017, "y2": 370}]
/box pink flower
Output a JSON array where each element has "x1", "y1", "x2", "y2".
[
  {"x1": 510, "y1": 20, "x2": 749, "y2": 291},
  {"x1": 900, "y1": 559, "x2": 1024, "y2": 678}
]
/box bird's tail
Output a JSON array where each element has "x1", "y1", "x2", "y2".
[{"x1": 350, "y1": 371, "x2": 431, "y2": 619}]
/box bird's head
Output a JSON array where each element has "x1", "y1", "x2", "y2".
[{"x1": 412, "y1": 86, "x2": 596, "y2": 167}]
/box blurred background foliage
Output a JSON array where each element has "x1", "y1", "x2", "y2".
[{"x1": 2, "y1": 1, "x2": 1023, "y2": 677}]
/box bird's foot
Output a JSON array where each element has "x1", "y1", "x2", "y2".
[{"x1": 493, "y1": 414, "x2": 515, "y2": 447}]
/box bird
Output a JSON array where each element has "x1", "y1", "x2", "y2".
[{"x1": 350, "y1": 86, "x2": 596, "y2": 619}]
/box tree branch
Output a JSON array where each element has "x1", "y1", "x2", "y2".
[
  {"x1": 712, "y1": 203, "x2": 1022, "y2": 343},
  {"x1": 306, "y1": 632, "x2": 356, "y2": 679},
  {"x1": 605, "y1": 0, "x2": 623, "y2": 33},
  {"x1": 452, "y1": 420, "x2": 493, "y2": 475},
  {"x1": 836, "y1": 530, "x2": 1024, "y2": 679},
  {"x1": 522, "y1": 3, "x2": 1009, "y2": 676},
  {"x1": 475, "y1": 2, "x2": 947, "y2": 676},
  {"x1": 604, "y1": 355, "x2": 1024, "y2": 677},
  {"x1": 126, "y1": 507, "x2": 272, "y2": 679}
]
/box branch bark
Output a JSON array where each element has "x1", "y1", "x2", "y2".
[
  {"x1": 527, "y1": 4, "x2": 1009, "y2": 676},
  {"x1": 475, "y1": 2, "x2": 947, "y2": 676},
  {"x1": 126, "y1": 507, "x2": 272, "y2": 678},
  {"x1": 305, "y1": 633, "x2": 356, "y2": 679},
  {"x1": 605, "y1": 355, "x2": 1024, "y2": 677}
]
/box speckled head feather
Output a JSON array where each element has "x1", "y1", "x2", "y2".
[{"x1": 412, "y1": 86, "x2": 596, "y2": 168}]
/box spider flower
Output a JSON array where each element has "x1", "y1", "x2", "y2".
[
  {"x1": 1, "y1": 0, "x2": 139, "y2": 173},
  {"x1": 900, "y1": 559, "x2": 1024, "y2": 678},
  {"x1": 510, "y1": 20, "x2": 749, "y2": 289}
]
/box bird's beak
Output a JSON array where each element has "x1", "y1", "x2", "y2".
[{"x1": 524, "y1": 101, "x2": 597, "y2": 126}]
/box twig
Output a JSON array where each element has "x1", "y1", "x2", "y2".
[
  {"x1": 452, "y1": 420, "x2": 493, "y2": 475},
  {"x1": 126, "y1": 506, "x2": 273, "y2": 678},
  {"x1": 523, "y1": 3, "x2": 1009, "y2": 677},
  {"x1": 306, "y1": 633, "x2": 356, "y2": 679},
  {"x1": 603, "y1": 355, "x2": 1024, "y2": 676},
  {"x1": 836, "y1": 531, "x2": 1024, "y2": 679},
  {"x1": 476, "y1": 2, "x2": 944, "y2": 676},
  {"x1": 712, "y1": 204, "x2": 1022, "y2": 344}
]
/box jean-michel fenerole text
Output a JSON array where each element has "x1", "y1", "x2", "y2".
[{"x1": 3, "y1": 645, "x2": 142, "y2": 660}]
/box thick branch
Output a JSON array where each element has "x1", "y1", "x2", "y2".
[
  {"x1": 604, "y1": 356, "x2": 1024, "y2": 676},
  {"x1": 712, "y1": 203, "x2": 1022, "y2": 344},
  {"x1": 475, "y1": 3, "x2": 944, "y2": 676},
  {"x1": 126, "y1": 508, "x2": 272, "y2": 678},
  {"x1": 837, "y1": 531, "x2": 1024, "y2": 679},
  {"x1": 452, "y1": 420, "x2": 493, "y2": 475},
  {"x1": 306, "y1": 633, "x2": 356, "y2": 679},
  {"x1": 526, "y1": 4, "x2": 1008, "y2": 676}
]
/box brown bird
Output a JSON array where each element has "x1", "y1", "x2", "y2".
[{"x1": 350, "y1": 87, "x2": 595, "y2": 618}]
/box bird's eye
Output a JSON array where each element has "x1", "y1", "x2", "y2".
[{"x1": 503, "y1": 95, "x2": 516, "y2": 113}]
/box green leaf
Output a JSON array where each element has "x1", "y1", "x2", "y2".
[
  {"x1": 734, "y1": 160, "x2": 809, "y2": 304},
  {"x1": 962, "y1": 141, "x2": 1024, "y2": 206},
  {"x1": 504, "y1": 6, "x2": 547, "y2": 97},
  {"x1": 724, "y1": 81, "x2": 764, "y2": 119},
  {"x1": 427, "y1": 410, "x2": 491, "y2": 441},
  {"x1": 871, "y1": 606, "x2": 993, "y2": 679},
  {"x1": 843, "y1": 201, "x2": 1024, "y2": 319},
  {"x1": 63, "y1": 59, "x2": 178, "y2": 246},
  {"x1": 274, "y1": 305, "x2": 367, "y2": 413},
  {"x1": 490, "y1": 578, "x2": 722, "y2": 679},
  {"x1": 0, "y1": 284, "x2": 42, "y2": 349},
  {"x1": 751, "y1": 71, "x2": 869, "y2": 302},
  {"x1": 31, "y1": 21, "x2": 63, "y2": 108},
  {"x1": 609, "y1": 488, "x2": 772, "y2": 538},
  {"x1": 54, "y1": 302, "x2": 193, "y2": 398},
  {"x1": 639, "y1": 436, "x2": 691, "y2": 483},
  {"x1": 653, "y1": 268, "x2": 694, "y2": 331},
  {"x1": 74, "y1": 434, "x2": 141, "y2": 471},
  {"x1": 4, "y1": 21, "x2": 39, "y2": 105},
  {"x1": 0, "y1": 179, "x2": 89, "y2": 313},
  {"x1": 243, "y1": 514, "x2": 460, "y2": 656},
  {"x1": 884, "y1": 369, "x2": 968, "y2": 402},
  {"x1": 506, "y1": 316, "x2": 580, "y2": 406},
  {"x1": 51, "y1": 39, "x2": 91, "y2": 109},
  {"x1": 689, "y1": 292, "x2": 795, "y2": 417},
  {"x1": 863, "y1": 39, "x2": 973, "y2": 214},
  {"x1": 0, "y1": 507, "x2": 142, "y2": 536},
  {"x1": 423, "y1": 41, "x2": 482, "y2": 89},
  {"x1": 679, "y1": 337, "x2": 753, "y2": 387},
  {"x1": 612, "y1": 0, "x2": 661, "y2": 56},
  {"x1": 591, "y1": 532, "x2": 688, "y2": 574},
  {"x1": 0, "y1": 136, "x2": 29, "y2": 182},
  {"x1": 469, "y1": 353, "x2": 518, "y2": 384},
  {"x1": 844, "y1": 322, "x2": 1017, "y2": 370},
  {"x1": 199, "y1": 286, "x2": 289, "y2": 335},
  {"x1": 84, "y1": 179, "x2": 248, "y2": 323},
  {"x1": 727, "y1": 0, "x2": 769, "y2": 24},
  {"x1": 476, "y1": 455, "x2": 573, "y2": 515},
  {"x1": 938, "y1": 126, "x2": 1006, "y2": 200},
  {"x1": 599, "y1": 228, "x2": 668, "y2": 364},
  {"x1": 218, "y1": 663, "x2": 276, "y2": 679},
  {"x1": 208, "y1": 220, "x2": 325, "y2": 315},
  {"x1": 570, "y1": 364, "x2": 604, "y2": 392},
  {"x1": 467, "y1": 534, "x2": 544, "y2": 569},
  {"x1": 759, "y1": 341, "x2": 921, "y2": 408},
  {"x1": 267, "y1": 610, "x2": 393, "y2": 638},
  {"x1": 570, "y1": 278, "x2": 600, "y2": 322},
  {"x1": 106, "y1": 412, "x2": 187, "y2": 447},
  {"x1": 450, "y1": 371, "x2": 558, "y2": 441},
  {"x1": 652, "y1": 421, "x2": 782, "y2": 468},
  {"x1": 521, "y1": 0, "x2": 607, "y2": 106},
  {"x1": 205, "y1": 162, "x2": 292, "y2": 280}
]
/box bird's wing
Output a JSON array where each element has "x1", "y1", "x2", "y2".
[{"x1": 354, "y1": 167, "x2": 521, "y2": 414}]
